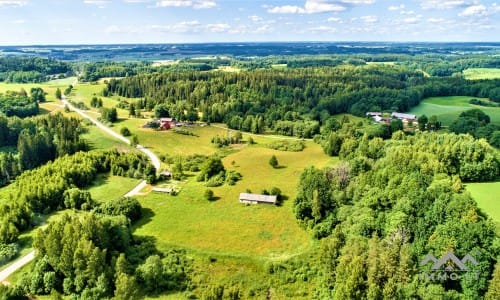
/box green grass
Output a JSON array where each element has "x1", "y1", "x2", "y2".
[
  {"x1": 463, "y1": 68, "x2": 500, "y2": 80},
  {"x1": 133, "y1": 140, "x2": 336, "y2": 258},
  {"x1": 0, "y1": 77, "x2": 76, "y2": 103},
  {"x1": 69, "y1": 82, "x2": 136, "y2": 117},
  {"x1": 466, "y1": 182, "x2": 500, "y2": 224},
  {"x1": 409, "y1": 96, "x2": 500, "y2": 126},
  {"x1": 81, "y1": 123, "x2": 133, "y2": 151},
  {"x1": 86, "y1": 173, "x2": 142, "y2": 202}
]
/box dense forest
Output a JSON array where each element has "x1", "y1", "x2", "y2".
[
  {"x1": 104, "y1": 65, "x2": 500, "y2": 138},
  {"x1": 0, "y1": 113, "x2": 88, "y2": 185},
  {"x1": 293, "y1": 128, "x2": 499, "y2": 299},
  {"x1": 0, "y1": 57, "x2": 72, "y2": 83}
]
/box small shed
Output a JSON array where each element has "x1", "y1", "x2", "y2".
[
  {"x1": 239, "y1": 193, "x2": 277, "y2": 205},
  {"x1": 152, "y1": 187, "x2": 173, "y2": 194}
]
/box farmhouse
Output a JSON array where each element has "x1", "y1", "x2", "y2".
[
  {"x1": 391, "y1": 112, "x2": 417, "y2": 122},
  {"x1": 160, "y1": 118, "x2": 177, "y2": 130},
  {"x1": 239, "y1": 193, "x2": 277, "y2": 205}
]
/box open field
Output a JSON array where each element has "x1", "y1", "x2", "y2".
[
  {"x1": 0, "y1": 77, "x2": 76, "y2": 103},
  {"x1": 466, "y1": 182, "x2": 500, "y2": 224},
  {"x1": 81, "y1": 122, "x2": 134, "y2": 151},
  {"x1": 463, "y1": 68, "x2": 500, "y2": 80},
  {"x1": 86, "y1": 174, "x2": 142, "y2": 203},
  {"x1": 133, "y1": 140, "x2": 336, "y2": 258},
  {"x1": 409, "y1": 96, "x2": 500, "y2": 126}
]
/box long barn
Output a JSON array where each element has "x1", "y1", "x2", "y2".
[{"x1": 239, "y1": 193, "x2": 277, "y2": 205}]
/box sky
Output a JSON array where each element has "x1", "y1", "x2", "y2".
[{"x1": 0, "y1": 0, "x2": 498, "y2": 45}]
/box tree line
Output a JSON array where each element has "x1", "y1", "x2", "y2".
[
  {"x1": 0, "y1": 57, "x2": 71, "y2": 83},
  {"x1": 104, "y1": 65, "x2": 500, "y2": 138}
]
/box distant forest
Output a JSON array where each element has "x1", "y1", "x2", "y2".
[{"x1": 105, "y1": 64, "x2": 500, "y2": 138}]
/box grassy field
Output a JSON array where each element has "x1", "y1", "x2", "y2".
[
  {"x1": 0, "y1": 77, "x2": 76, "y2": 103},
  {"x1": 133, "y1": 140, "x2": 336, "y2": 258},
  {"x1": 86, "y1": 174, "x2": 142, "y2": 202},
  {"x1": 466, "y1": 182, "x2": 500, "y2": 224},
  {"x1": 463, "y1": 68, "x2": 500, "y2": 80},
  {"x1": 409, "y1": 96, "x2": 500, "y2": 126}
]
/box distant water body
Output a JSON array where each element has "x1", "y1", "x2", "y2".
[{"x1": 0, "y1": 42, "x2": 499, "y2": 61}]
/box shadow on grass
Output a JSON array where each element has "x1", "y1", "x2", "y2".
[
  {"x1": 275, "y1": 195, "x2": 289, "y2": 207},
  {"x1": 209, "y1": 196, "x2": 221, "y2": 202},
  {"x1": 132, "y1": 207, "x2": 155, "y2": 230},
  {"x1": 275, "y1": 165, "x2": 287, "y2": 169}
]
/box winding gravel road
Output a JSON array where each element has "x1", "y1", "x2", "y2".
[{"x1": 0, "y1": 81, "x2": 161, "y2": 283}]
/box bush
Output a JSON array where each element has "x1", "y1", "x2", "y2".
[
  {"x1": 120, "y1": 127, "x2": 131, "y2": 136},
  {"x1": 97, "y1": 197, "x2": 142, "y2": 222},
  {"x1": 204, "y1": 189, "x2": 214, "y2": 201},
  {"x1": 266, "y1": 140, "x2": 305, "y2": 152},
  {"x1": 0, "y1": 243, "x2": 18, "y2": 264},
  {"x1": 269, "y1": 155, "x2": 279, "y2": 168}
]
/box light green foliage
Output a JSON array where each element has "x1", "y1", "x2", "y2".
[
  {"x1": 463, "y1": 68, "x2": 500, "y2": 80},
  {"x1": 266, "y1": 140, "x2": 305, "y2": 152}
]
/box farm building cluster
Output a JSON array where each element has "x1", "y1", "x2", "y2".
[
  {"x1": 142, "y1": 118, "x2": 183, "y2": 130},
  {"x1": 366, "y1": 112, "x2": 418, "y2": 125}
]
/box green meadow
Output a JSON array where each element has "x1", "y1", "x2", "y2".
[
  {"x1": 463, "y1": 68, "x2": 500, "y2": 80},
  {"x1": 409, "y1": 96, "x2": 500, "y2": 126},
  {"x1": 466, "y1": 182, "x2": 500, "y2": 225},
  {"x1": 86, "y1": 174, "x2": 142, "y2": 203},
  {"x1": 0, "y1": 77, "x2": 76, "y2": 103},
  {"x1": 133, "y1": 140, "x2": 336, "y2": 258}
]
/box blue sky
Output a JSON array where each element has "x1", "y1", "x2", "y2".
[{"x1": 0, "y1": 0, "x2": 498, "y2": 45}]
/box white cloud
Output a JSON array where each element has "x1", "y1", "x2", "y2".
[
  {"x1": 327, "y1": 17, "x2": 341, "y2": 22},
  {"x1": 124, "y1": 0, "x2": 151, "y2": 3},
  {"x1": 308, "y1": 25, "x2": 337, "y2": 33},
  {"x1": 105, "y1": 25, "x2": 122, "y2": 33},
  {"x1": 205, "y1": 23, "x2": 230, "y2": 33},
  {"x1": 151, "y1": 20, "x2": 201, "y2": 33},
  {"x1": 84, "y1": 0, "x2": 110, "y2": 5},
  {"x1": 156, "y1": 0, "x2": 216, "y2": 9},
  {"x1": 0, "y1": 0, "x2": 27, "y2": 6},
  {"x1": 419, "y1": 0, "x2": 466, "y2": 10},
  {"x1": 268, "y1": 0, "x2": 346, "y2": 14},
  {"x1": 427, "y1": 17, "x2": 446, "y2": 23},
  {"x1": 388, "y1": 4, "x2": 404, "y2": 11},
  {"x1": 341, "y1": 0, "x2": 374, "y2": 3},
  {"x1": 249, "y1": 15, "x2": 263, "y2": 22},
  {"x1": 360, "y1": 15, "x2": 377, "y2": 23},
  {"x1": 459, "y1": 4, "x2": 487, "y2": 16},
  {"x1": 404, "y1": 15, "x2": 422, "y2": 24},
  {"x1": 268, "y1": 5, "x2": 306, "y2": 14}
]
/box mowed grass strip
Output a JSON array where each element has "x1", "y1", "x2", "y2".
[
  {"x1": 463, "y1": 68, "x2": 500, "y2": 80},
  {"x1": 466, "y1": 182, "x2": 500, "y2": 224},
  {"x1": 409, "y1": 96, "x2": 500, "y2": 126},
  {"x1": 133, "y1": 141, "x2": 336, "y2": 258}
]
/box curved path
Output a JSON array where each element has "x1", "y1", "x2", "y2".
[
  {"x1": 0, "y1": 81, "x2": 162, "y2": 283},
  {"x1": 61, "y1": 95, "x2": 161, "y2": 170},
  {"x1": 0, "y1": 251, "x2": 35, "y2": 283}
]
